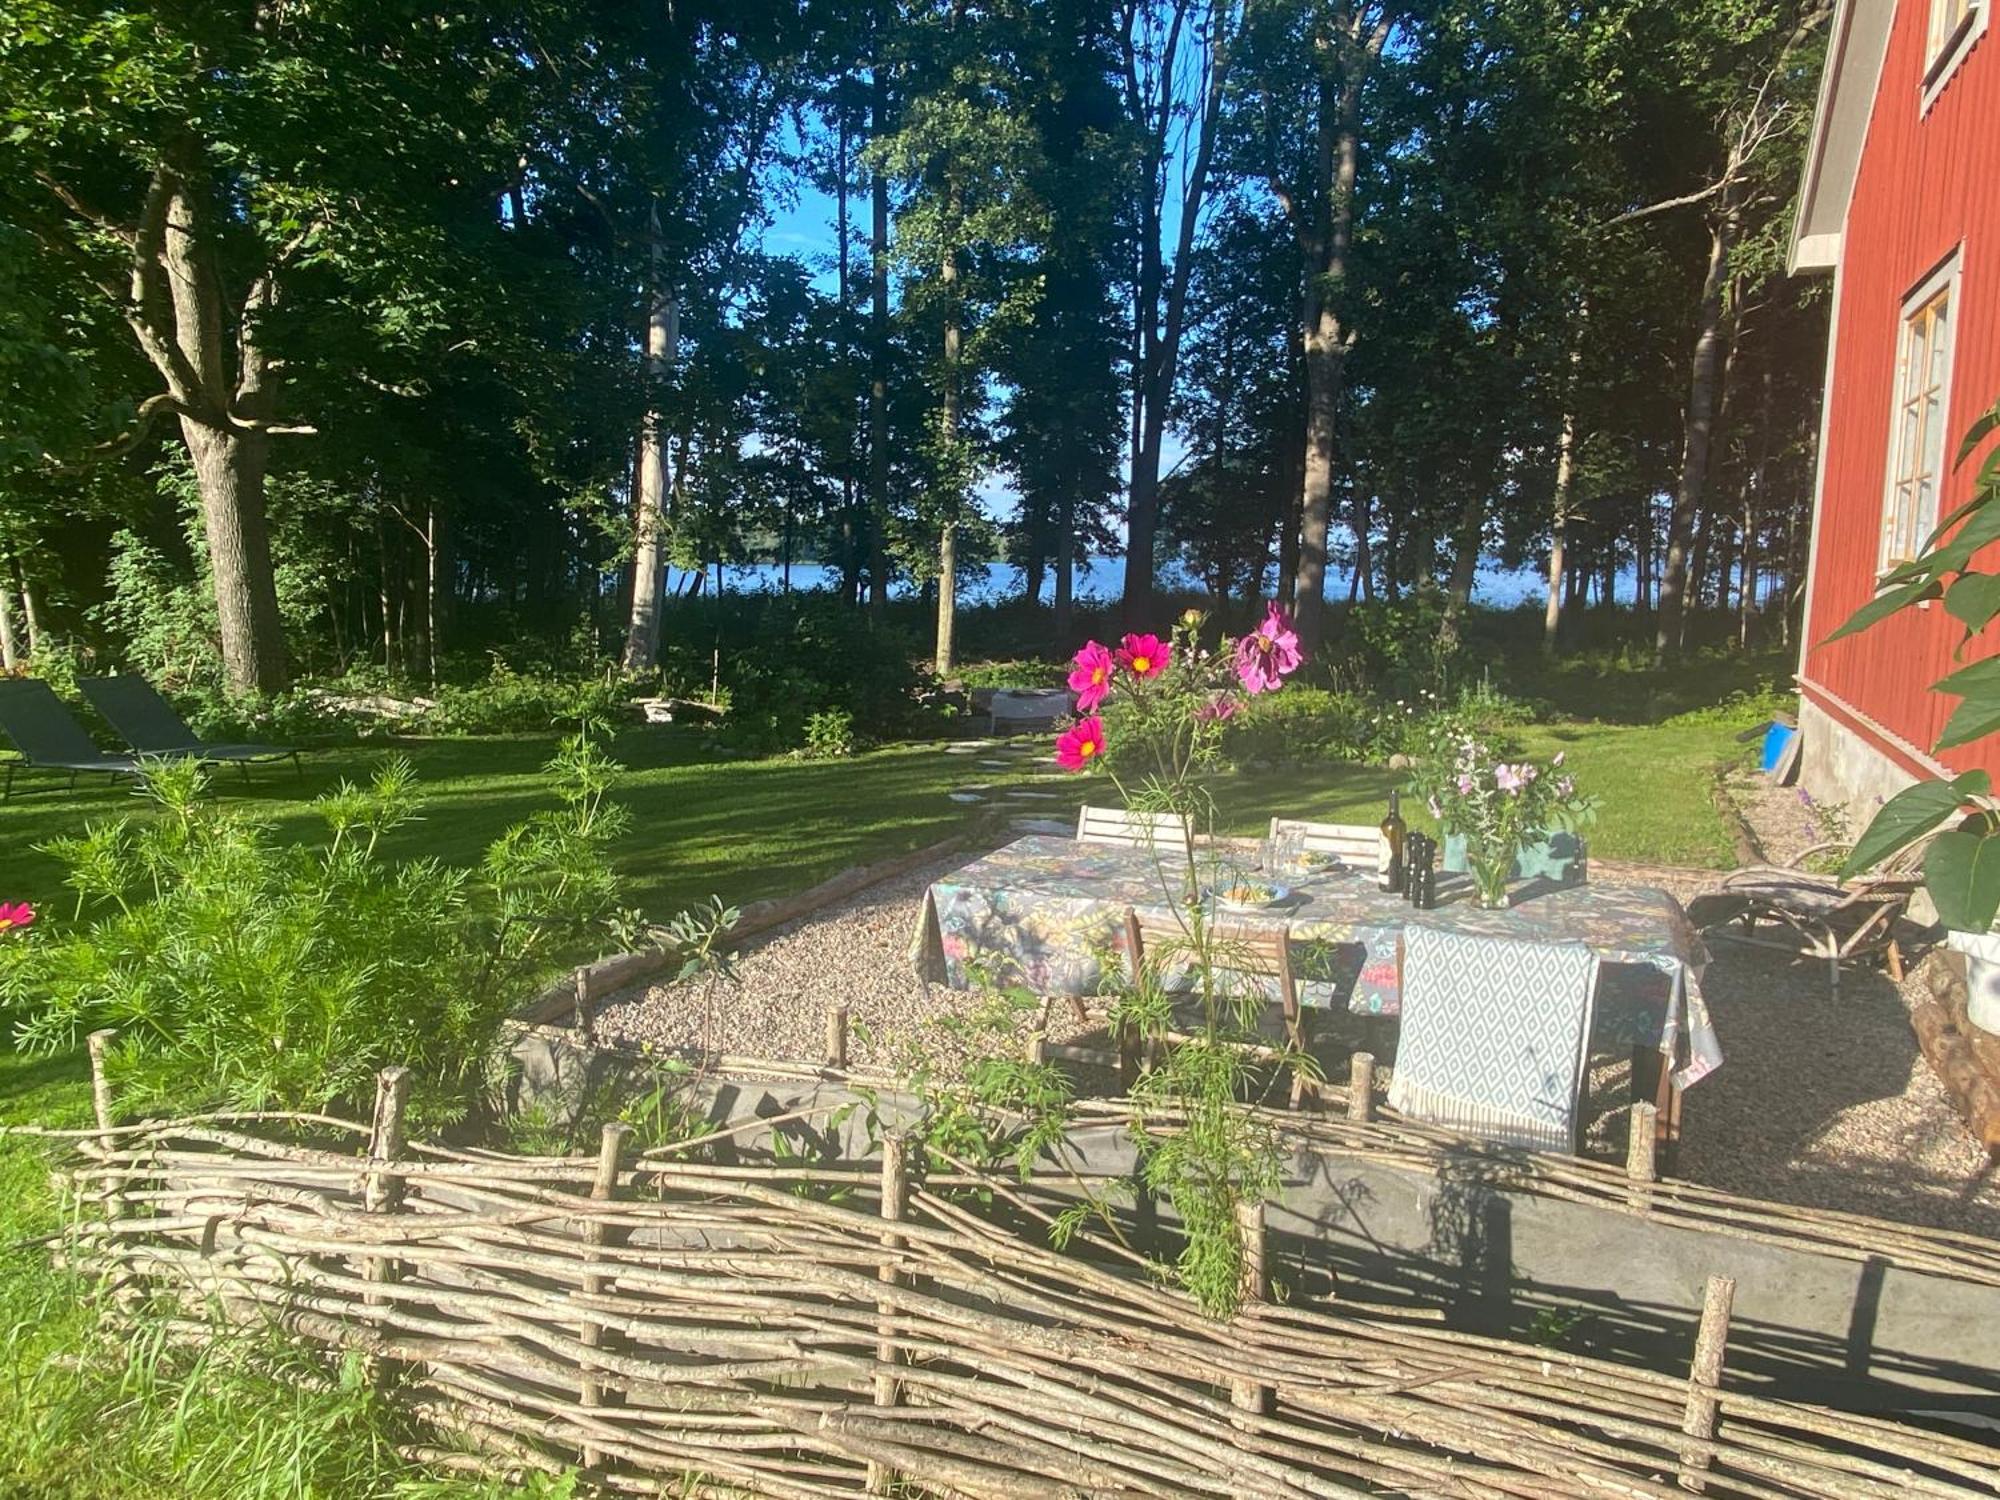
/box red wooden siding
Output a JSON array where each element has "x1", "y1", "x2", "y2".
[{"x1": 1804, "y1": 0, "x2": 2000, "y2": 781}]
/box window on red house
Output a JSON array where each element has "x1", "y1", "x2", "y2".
[{"x1": 1880, "y1": 261, "x2": 1957, "y2": 571}]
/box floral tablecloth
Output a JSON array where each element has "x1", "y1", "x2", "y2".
[{"x1": 910, "y1": 834, "x2": 1721, "y2": 1087}]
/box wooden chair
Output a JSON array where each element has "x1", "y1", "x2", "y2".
[
  {"x1": 1686, "y1": 840, "x2": 1924, "y2": 993},
  {"x1": 1123, "y1": 909, "x2": 1318, "y2": 1106},
  {"x1": 1387, "y1": 926, "x2": 1600, "y2": 1153},
  {"x1": 1269, "y1": 817, "x2": 1378, "y2": 867},
  {"x1": 1077, "y1": 804, "x2": 1194, "y2": 853}
]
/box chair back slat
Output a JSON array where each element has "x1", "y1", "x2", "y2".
[
  {"x1": 0, "y1": 679, "x2": 112, "y2": 765},
  {"x1": 1387, "y1": 925, "x2": 1599, "y2": 1154},
  {"x1": 79, "y1": 676, "x2": 201, "y2": 754},
  {"x1": 1077, "y1": 804, "x2": 1193, "y2": 851},
  {"x1": 1271, "y1": 817, "x2": 1378, "y2": 866}
]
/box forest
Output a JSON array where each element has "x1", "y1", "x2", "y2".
[{"x1": 0, "y1": 0, "x2": 1830, "y2": 698}]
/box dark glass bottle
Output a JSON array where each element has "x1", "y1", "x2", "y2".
[{"x1": 1377, "y1": 790, "x2": 1406, "y2": 893}]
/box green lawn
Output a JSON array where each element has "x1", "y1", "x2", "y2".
[{"x1": 0, "y1": 711, "x2": 1755, "y2": 1494}]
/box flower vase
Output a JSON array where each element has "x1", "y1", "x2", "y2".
[{"x1": 1465, "y1": 846, "x2": 1515, "y2": 909}]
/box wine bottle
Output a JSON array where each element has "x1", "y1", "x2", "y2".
[{"x1": 1377, "y1": 790, "x2": 1406, "y2": 893}]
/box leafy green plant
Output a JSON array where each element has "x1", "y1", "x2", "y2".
[
  {"x1": 801, "y1": 707, "x2": 857, "y2": 759},
  {"x1": 0, "y1": 733, "x2": 632, "y2": 1123},
  {"x1": 1832, "y1": 399, "x2": 2000, "y2": 930}
]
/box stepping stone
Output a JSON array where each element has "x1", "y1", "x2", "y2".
[
  {"x1": 949, "y1": 791, "x2": 985, "y2": 803},
  {"x1": 944, "y1": 745, "x2": 983, "y2": 755},
  {"x1": 1011, "y1": 818, "x2": 1073, "y2": 835},
  {"x1": 1003, "y1": 790, "x2": 1059, "y2": 801}
]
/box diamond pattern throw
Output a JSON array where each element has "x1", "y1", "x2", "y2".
[{"x1": 1387, "y1": 924, "x2": 1600, "y2": 1153}]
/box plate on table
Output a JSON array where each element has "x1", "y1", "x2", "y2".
[
  {"x1": 1210, "y1": 881, "x2": 1291, "y2": 913},
  {"x1": 1294, "y1": 850, "x2": 1344, "y2": 875}
]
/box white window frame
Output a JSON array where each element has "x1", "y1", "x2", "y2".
[
  {"x1": 1922, "y1": 0, "x2": 1987, "y2": 113},
  {"x1": 1878, "y1": 249, "x2": 1963, "y2": 576}
]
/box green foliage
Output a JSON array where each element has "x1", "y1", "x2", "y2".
[
  {"x1": 430, "y1": 664, "x2": 626, "y2": 737},
  {"x1": 1223, "y1": 687, "x2": 1373, "y2": 767},
  {"x1": 657, "y1": 595, "x2": 930, "y2": 751},
  {"x1": 802, "y1": 707, "x2": 858, "y2": 759},
  {"x1": 1834, "y1": 400, "x2": 2000, "y2": 928},
  {"x1": 1, "y1": 734, "x2": 630, "y2": 1121}
]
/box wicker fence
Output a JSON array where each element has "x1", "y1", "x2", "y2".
[{"x1": 45, "y1": 1038, "x2": 2000, "y2": 1500}]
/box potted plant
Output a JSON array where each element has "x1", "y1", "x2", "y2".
[{"x1": 1414, "y1": 741, "x2": 1595, "y2": 908}]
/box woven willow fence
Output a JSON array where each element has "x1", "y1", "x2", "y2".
[{"x1": 50, "y1": 1047, "x2": 2000, "y2": 1499}]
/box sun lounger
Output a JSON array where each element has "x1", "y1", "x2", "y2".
[
  {"x1": 0, "y1": 679, "x2": 143, "y2": 801},
  {"x1": 80, "y1": 675, "x2": 301, "y2": 779}
]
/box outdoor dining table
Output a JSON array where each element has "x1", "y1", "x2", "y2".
[{"x1": 910, "y1": 832, "x2": 1722, "y2": 1089}]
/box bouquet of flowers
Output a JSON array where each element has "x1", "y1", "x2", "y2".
[{"x1": 1415, "y1": 739, "x2": 1594, "y2": 907}]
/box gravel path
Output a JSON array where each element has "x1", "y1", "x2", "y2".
[{"x1": 596, "y1": 767, "x2": 2000, "y2": 1238}]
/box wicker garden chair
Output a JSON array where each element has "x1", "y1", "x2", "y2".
[{"x1": 1686, "y1": 840, "x2": 1925, "y2": 994}]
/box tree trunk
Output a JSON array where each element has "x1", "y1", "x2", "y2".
[
  {"x1": 1441, "y1": 486, "x2": 1484, "y2": 652},
  {"x1": 1123, "y1": 12, "x2": 1233, "y2": 625},
  {"x1": 622, "y1": 205, "x2": 678, "y2": 674},
  {"x1": 1541, "y1": 359, "x2": 1582, "y2": 653},
  {"x1": 1655, "y1": 204, "x2": 1737, "y2": 663},
  {"x1": 182, "y1": 419, "x2": 287, "y2": 692},
  {"x1": 934, "y1": 243, "x2": 961, "y2": 679},
  {"x1": 0, "y1": 573, "x2": 18, "y2": 671},
  {"x1": 1295, "y1": 296, "x2": 1345, "y2": 647},
  {"x1": 867, "y1": 26, "x2": 893, "y2": 623},
  {"x1": 1350, "y1": 488, "x2": 1374, "y2": 603},
  {"x1": 1740, "y1": 365, "x2": 1772, "y2": 649},
  {"x1": 1054, "y1": 480, "x2": 1076, "y2": 638}
]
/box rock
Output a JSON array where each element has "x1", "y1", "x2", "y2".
[{"x1": 1388, "y1": 753, "x2": 1415, "y2": 770}]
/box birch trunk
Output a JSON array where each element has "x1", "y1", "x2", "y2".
[
  {"x1": 621, "y1": 206, "x2": 678, "y2": 674},
  {"x1": 1541, "y1": 332, "x2": 1584, "y2": 653},
  {"x1": 867, "y1": 27, "x2": 893, "y2": 622},
  {"x1": 0, "y1": 573, "x2": 18, "y2": 671}
]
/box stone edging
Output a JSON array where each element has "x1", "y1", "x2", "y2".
[{"x1": 512, "y1": 831, "x2": 971, "y2": 1028}]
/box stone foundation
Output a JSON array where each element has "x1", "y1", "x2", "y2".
[{"x1": 1797, "y1": 693, "x2": 1918, "y2": 816}]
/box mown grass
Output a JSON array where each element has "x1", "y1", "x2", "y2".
[{"x1": 0, "y1": 697, "x2": 1761, "y2": 1493}]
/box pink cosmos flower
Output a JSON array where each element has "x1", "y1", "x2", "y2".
[
  {"x1": 1233, "y1": 603, "x2": 1302, "y2": 695},
  {"x1": 1115, "y1": 633, "x2": 1169, "y2": 679},
  {"x1": 0, "y1": 901, "x2": 34, "y2": 933},
  {"x1": 1494, "y1": 764, "x2": 1526, "y2": 794},
  {"x1": 1194, "y1": 695, "x2": 1241, "y2": 723},
  {"x1": 1054, "y1": 716, "x2": 1108, "y2": 771},
  {"x1": 1067, "y1": 641, "x2": 1116, "y2": 711},
  {"x1": 1456, "y1": 774, "x2": 1475, "y2": 795}
]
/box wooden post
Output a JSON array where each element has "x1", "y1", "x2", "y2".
[
  {"x1": 86, "y1": 1029, "x2": 120, "y2": 1231},
  {"x1": 867, "y1": 1132, "x2": 910, "y2": 1493},
  {"x1": 574, "y1": 965, "x2": 596, "y2": 1044},
  {"x1": 363, "y1": 1066, "x2": 411, "y2": 1385},
  {"x1": 1026, "y1": 1029, "x2": 1046, "y2": 1066},
  {"x1": 1346, "y1": 1051, "x2": 1376, "y2": 1123},
  {"x1": 1627, "y1": 1100, "x2": 1659, "y2": 1210},
  {"x1": 1678, "y1": 1275, "x2": 1736, "y2": 1492},
  {"x1": 826, "y1": 1003, "x2": 849, "y2": 1072},
  {"x1": 581, "y1": 1121, "x2": 632, "y2": 1470},
  {"x1": 1231, "y1": 1198, "x2": 1272, "y2": 1422}
]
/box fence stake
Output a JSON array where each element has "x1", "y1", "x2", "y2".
[
  {"x1": 1231, "y1": 1198, "x2": 1272, "y2": 1423},
  {"x1": 1627, "y1": 1100, "x2": 1659, "y2": 1210},
  {"x1": 826, "y1": 1003, "x2": 849, "y2": 1072},
  {"x1": 1346, "y1": 1052, "x2": 1376, "y2": 1123},
  {"x1": 363, "y1": 1067, "x2": 411, "y2": 1384},
  {"x1": 574, "y1": 965, "x2": 596, "y2": 1044},
  {"x1": 86, "y1": 1029, "x2": 120, "y2": 1230},
  {"x1": 581, "y1": 1121, "x2": 632, "y2": 1470},
  {"x1": 867, "y1": 1131, "x2": 909, "y2": 1494},
  {"x1": 1678, "y1": 1275, "x2": 1735, "y2": 1493}
]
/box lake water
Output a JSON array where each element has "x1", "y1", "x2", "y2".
[{"x1": 666, "y1": 558, "x2": 1564, "y2": 609}]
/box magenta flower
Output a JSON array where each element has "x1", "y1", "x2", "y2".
[
  {"x1": 1233, "y1": 603, "x2": 1302, "y2": 695},
  {"x1": 1115, "y1": 633, "x2": 1170, "y2": 679},
  {"x1": 0, "y1": 901, "x2": 33, "y2": 933},
  {"x1": 1067, "y1": 641, "x2": 1116, "y2": 711},
  {"x1": 1054, "y1": 716, "x2": 1108, "y2": 771},
  {"x1": 1194, "y1": 695, "x2": 1241, "y2": 723}
]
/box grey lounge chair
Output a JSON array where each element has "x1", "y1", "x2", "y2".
[
  {"x1": 0, "y1": 679, "x2": 144, "y2": 801},
  {"x1": 80, "y1": 675, "x2": 302, "y2": 781}
]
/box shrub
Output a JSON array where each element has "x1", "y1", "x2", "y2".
[
  {"x1": 1222, "y1": 687, "x2": 1372, "y2": 767},
  {"x1": 0, "y1": 735, "x2": 630, "y2": 1124},
  {"x1": 429, "y1": 662, "x2": 625, "y2": 735},
  {"x1": 802, "y1": 707, "x2": 857, "y2": 759}
]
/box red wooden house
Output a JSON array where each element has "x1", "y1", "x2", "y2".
[{"x1": 1790, "y1": 0, "x2": 1997, "y2": 811}]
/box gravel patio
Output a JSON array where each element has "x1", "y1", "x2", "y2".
[{"x1": 593, "y1": 778, "x2": 2000, "y2": 1240}]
